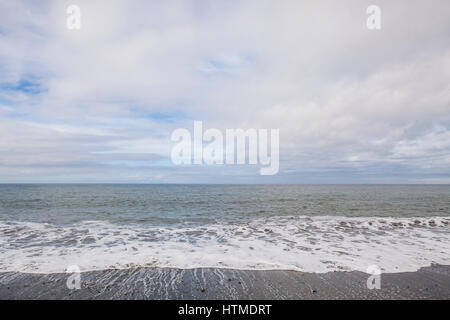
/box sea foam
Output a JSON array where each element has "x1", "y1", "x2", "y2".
[{"x1": 0, "y1": 216, "x2": 448, "y2": 274}]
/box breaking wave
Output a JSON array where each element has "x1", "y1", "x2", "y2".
[{"x1": 0, "y1": 216, "x2": 449, "y2": 274}]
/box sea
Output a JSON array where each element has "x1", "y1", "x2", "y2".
[{"x1": 0, "y1": 184, "x2": 448, "y2": 274}]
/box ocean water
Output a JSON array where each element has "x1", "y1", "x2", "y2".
[{"x1": 0, "y1": 184, "x2": 449, "y2": 273}]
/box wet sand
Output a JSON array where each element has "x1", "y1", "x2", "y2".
[{"x1": 0, "y1": 265, "x2": 449, "y2": 300}]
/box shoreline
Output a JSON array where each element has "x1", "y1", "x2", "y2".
[{"x1": 1, "y1": 264, "x2": 449, "y2": 299}]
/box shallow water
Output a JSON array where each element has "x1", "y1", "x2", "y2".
[{"x1": 0, "y1": 184, "x2": 449, "y2": 273}]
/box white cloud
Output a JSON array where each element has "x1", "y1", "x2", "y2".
[{"x1": 0, "y1": 0, "x2": 449, "y2": 182}]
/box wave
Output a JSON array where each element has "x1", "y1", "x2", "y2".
[{"x1": 0, "y1": 216, "x2": 448, "y2": 274}]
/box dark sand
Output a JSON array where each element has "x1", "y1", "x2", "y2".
[{"x1": 0, "y1": 265, "x2": 449, "y2": 300}]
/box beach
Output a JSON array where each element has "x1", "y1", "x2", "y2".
[
  {"x1": 1, "y1": 185, "x2": 449, "y2": 300},
  {"x1": 1, "y1": 265, "x2": 449, "y2": 300}
]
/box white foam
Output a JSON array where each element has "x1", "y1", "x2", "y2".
[{"x1": 0, "y1": 216, "x2": 448, "y2": 274}]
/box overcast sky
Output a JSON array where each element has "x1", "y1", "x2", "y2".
[{"x1": 0, "y1": 0, "x2": 449, "y2": 183}]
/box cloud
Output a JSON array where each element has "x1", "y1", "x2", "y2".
[{"x1": 0, "y1": 0, "x2": 449, "y2": 183}]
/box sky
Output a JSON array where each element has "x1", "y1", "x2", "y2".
[{"x1": 0, "y1": 0, "x2": 449, "y2": 184}]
